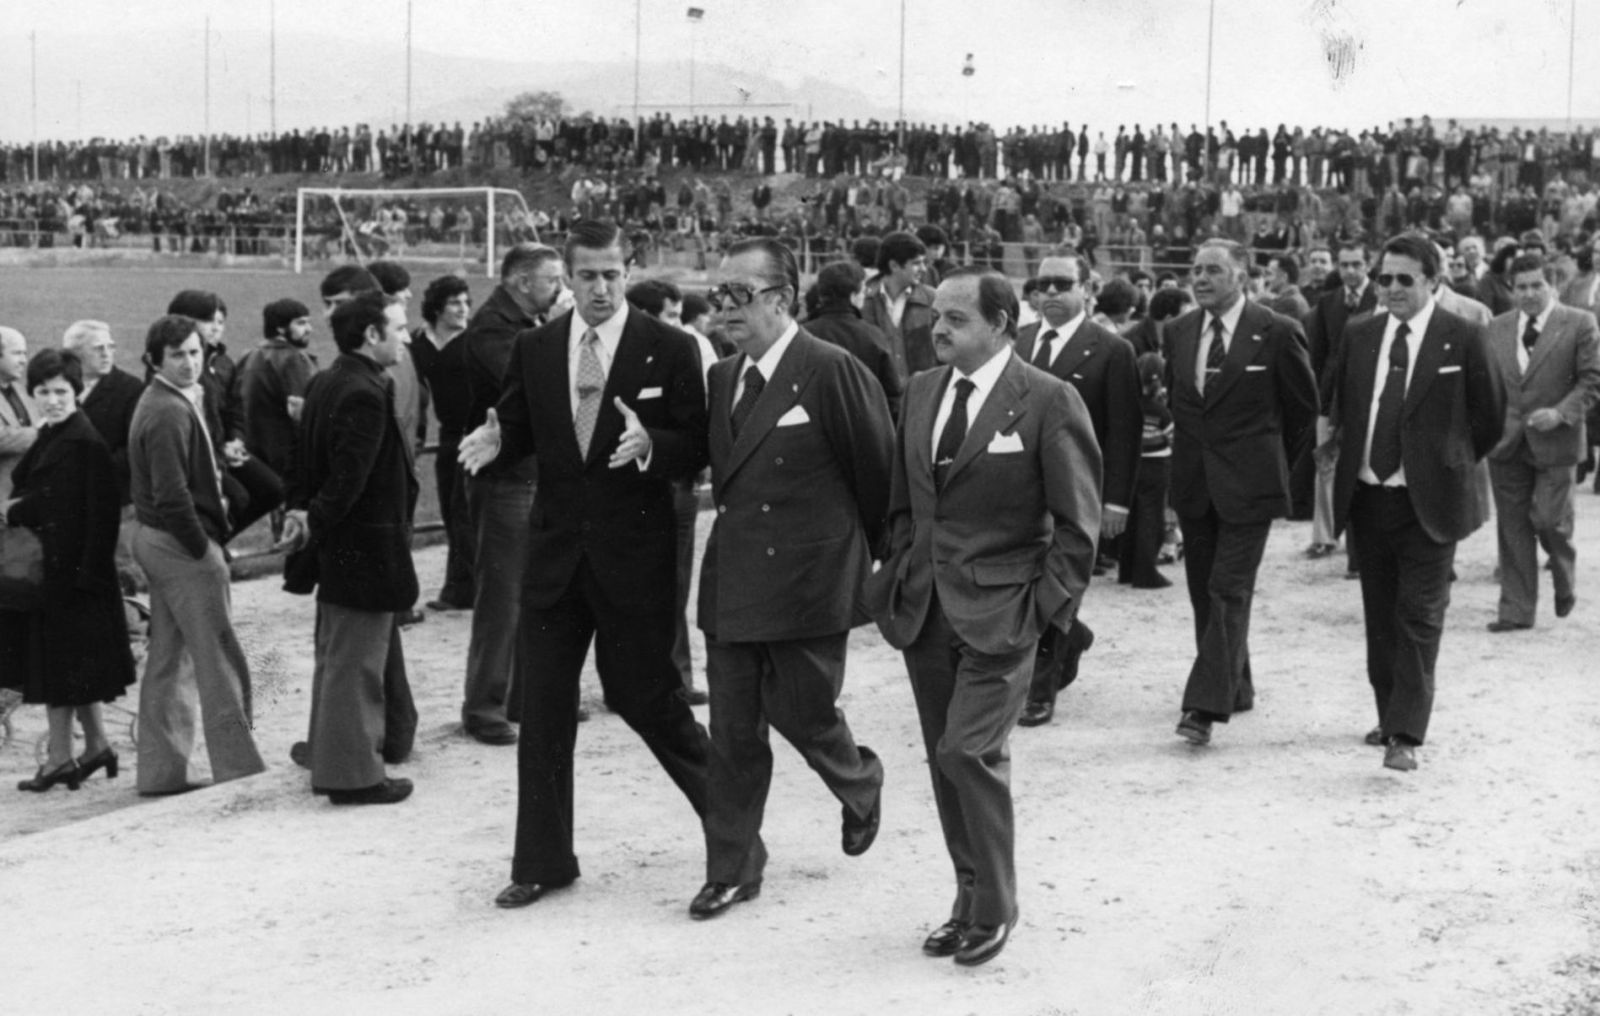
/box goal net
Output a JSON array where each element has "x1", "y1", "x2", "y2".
[{"x1": 293, "y1": 186, "x2": 540, "y2": 277}]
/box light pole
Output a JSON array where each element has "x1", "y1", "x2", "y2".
[
  {"x1": 1567, "y1": 0, "x2": 1577, "y2": 131},
  {"x1": 405, "y1": 0, "x2": 414, "y2": 126},
  {"x1": 1203, "y1": 0, "x2": 1215, "y2": 148},
  {"x1": 687, "y1": 7, "x2": 705, "y2": 118},
  {"x1": 897, "y1": 0, "x2": 906, "y2": 151},
  {"x1": 204, "y1": 15, "x2": 212, "y2": 176},
  {"x1": 270, "y1": 0, "x2": 278, "y2": 136},
  {"x1": 30, "y1": 31, "x2": 38, "y2": 182},
  {"x1": 633, "y1": 0, "x2": 642, "y2": 130}
]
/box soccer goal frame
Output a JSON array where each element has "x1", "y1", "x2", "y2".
[{"x1": 293, "y1": 186, "x2": 537, "y2": 277}]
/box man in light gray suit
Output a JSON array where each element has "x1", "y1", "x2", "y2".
[
  {"x1": 0, "y1": 327, "x2": 39, "y2": 502},
  {"x1": 1485, "y1": 252, "x2": 1600, "y2": 631}
]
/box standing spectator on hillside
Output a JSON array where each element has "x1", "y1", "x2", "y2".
[
  {"x1": 129, "y1": 315, "x2": 265, "y2": 795},
  {"x1": 410, "y1": 275, "x2": 476, "y2": 613},
  {"x1": 64, "y1": 320, "x2": 145, "y2": 589}
]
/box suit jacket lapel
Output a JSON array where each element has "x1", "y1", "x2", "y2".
[
  {"x1": 1173, "y1": 312, "x2": 1203, "y2": 400},
  {"x1": 908, "y1": 366, "x2": 944, "y2": 490},
  {"x1": 1348, "y1": 320, "x2": 1382, "y2": 447},
  {"x1": 723, "y1": 330, "x2": 815, "y2": 481},
  {"x1": 1402, "y1": 312, "x2": 1451, "y2": 417},
  {"x1": 1014, "y1": 322, "x2": 1039, "y2": 363},
  {"x1": 944, "y1": 352, "x2": 1028, "y2": 488},
  {"x1": 536, "y1": 329, "x2": 584, "y2": 469},
  {"x1": 1204, "y1": 304, "x2": 1260, "y2": 404},
  {"x1": 1057, "y1": 322, "x2": 1099, "y2": 377},
  {"x1": 587, "y1": 314, "x2": 654, "y2": 467},
  {"x1": 1524, "y1": 311, "x2": 1563, "y2": 381},
  {"x1": 1490, "y1": 318, "x2": 1522, "y2": 383}
]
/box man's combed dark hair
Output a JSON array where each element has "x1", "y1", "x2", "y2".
[
  {"x1": 1506, "y1": 252, "x2": 1548, "y2": 280},
  {"x1": 876, "y1": 231, "x2": 928, "y2": 274},
  {"x1": 626, "y1": 279, "x2": 683, "y2": 319},
  {"x1": 1383, "y1": 234, "x2": 1442, "y2": 279},
  {"x1": 320, "y1": 265, "x2": 381, "y2": 299},
  {"x1": 942, "y1": 267, "x2": 1019, "y2": 338},
  {"x1": 167, "y1": 289, "x2": 228, "y2": 324},
  {"x1": 815, "y1": 260, "x2": 866, "y2": 303},
  {"x1": 564, "y1": 219, "x2": 630, "y2": 266},
  {"x1": 367, "y1": 260, "x2": 413, "y2": 297},
  {"x1": 330, "y1": 292, "x2": 391, "y2": 354},
  {"x1": 727, "y1": 236, "x2": 801, "y2": 313}
]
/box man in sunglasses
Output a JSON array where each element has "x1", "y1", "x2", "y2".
[
  {"x1": 1330, "y1": 234, "x2": 1502, "y2": 772},
  {"x1": 1169, "y1": 239, "x2": 1318, "y2": 748},
  {"x1": 1012, "y1": 254, "x2": 1141, "y2": 727},
  {"x1": 688, "y1": 237, "x2": 894, "y2": 920}
]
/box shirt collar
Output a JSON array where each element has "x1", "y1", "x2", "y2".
[
  {"x1": 1518, "y1": 302, "x2": 1555, "y2": 334},
  {"x1": 1386, "y1": 297, "x2": 1436, "y2": 338},
  {"x1": 568, "y1": 303, "x2": 630, "y2": 354},
  {"x1": 742, "y1": 320, "x2": 800, "y2": 381},
  {"x1": 1204, "y1": 295, "x2": 1247, "y2": 338},
  {"x1": 1039, "y1": 311, "x2": 1086, "y2": 344},
  {"x1": 953, "y1": 344, "x2": 1011, "y2": 396}
]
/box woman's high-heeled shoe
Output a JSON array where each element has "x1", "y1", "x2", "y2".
[
  {"x1": 76, "y1": 747, "x2": 119, "y2": 781},
  {"x1": 17, "y1": 759, "x2": 82, "y2": 793}
]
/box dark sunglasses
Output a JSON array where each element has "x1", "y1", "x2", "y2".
[
  {"x1": 706, "y1": 282, "x2": 786, "y2": 310},
  {"x1": 1034, "y1": 275, "x2": 1077, "y2": 293},
  {"x1": 1375, "y1": 273, "x2": 1418, "y2": 288}
]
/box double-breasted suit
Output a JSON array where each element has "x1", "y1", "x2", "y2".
[
  {"x1": 1484, "y1": 303, "x2": 1600, "y2": 625},
  {"x1": 1333, "y1": 304, "x2": 1503, "y2": 745},
  {"x1": 1167, "y1": 299, "x2": 1318, "y2": 721},
  {"x1": 697, "y1": 327, "x2": 894, "y2": 886},
  {"x1": 866, "y1": 351, "x2": 1101, "y2": 928},
  {"x1": 291, "y1": 352, "x2": 421, "y2": 791},
  {"x1": 493, "y1": 305, "x2": 712, "y2": 888}
]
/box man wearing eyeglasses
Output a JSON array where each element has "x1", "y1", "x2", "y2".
[
  {"x1": 459, "y1": 221, "x2": 712, "y2": 909},
  {"x1": 687, "y1": 237, "x2": 894, "y2": 921},
  {"x1": 1330, "y1": 234, "x2": 1502, "y2": 772},
  {"x1": 1483, "y1": 251, "x2": 1600, "y2": 633},
  {"x1": 1169, "y1": 240, "x2": 1318, "y2": 749},
  {"x1": 1011, "y1": 253, "x2": 1140, "y2": 728}
]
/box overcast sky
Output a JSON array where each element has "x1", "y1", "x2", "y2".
[{"x1": 0, "y1": 0, "x2": 1591, "y2": 141}]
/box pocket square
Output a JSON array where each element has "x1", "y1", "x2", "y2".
[
  {"x1": 637, "y1": 386, "x2": 664, "y2": 399},
  {"x1": 986, "y1": 431, "x2": 1024, "y2": 454},
  {"x1": 1437, "y1": 365, "x2": 1462, "y2": 374},
  {"x1": 1244, "y1": 364, "x2": 1267, "y2": 372},
  {"x1": 776, "y1": 405, "x2": 811, "y2": 427}
]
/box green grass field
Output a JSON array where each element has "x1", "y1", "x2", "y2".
[{"x1": 0, "y1": 262, "x2": 495, "y2": 567}]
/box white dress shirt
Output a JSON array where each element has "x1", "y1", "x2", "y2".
[
  {"x1": 1033, "y1": 312, "x2": 1085, "y2": 369},
  {"x1": 932, "y1": 346, "x2": 1011, "y2": 459},
  {"x1": 566, "y1": 302, "x2": 630, "y2": 418},
  {"x1": 1195, "y1": 295, "x2": 1247, "y2": 390},
  {"x1": 1358, "y1": 300, "x2": 1435, "y2": 487},
  {"x1": 733, "y1": 320, "x2": 799, "y2": 405}
]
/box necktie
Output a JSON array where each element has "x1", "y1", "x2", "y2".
[
  {"x1": 934, "y1": 378, "x2": 975, "y2": 489},
  {"x1": 1369, "y1": 323, "x2": 1410, "y2": 482},
  {"x1": 1522, "y1": 320, "x2": 1539, "y2": 353},
  {"x1": 574, "y1": 329, "x2": 605, "y2": 459},
  {"x1": 729, "y1": 365, "x2": 764, "y2": 439},
  {"x1": 1032, "y1": 329, "x2": 1059, "y2": 370},
  {"x1": 1201, "y1": 317, "x2": 1226, "y2": 392},
  {"x1": 1346, "y1": 289, "x2": 1361, "y2": 309},
  {"x1": 2, "y1": 384, "x2": 29, "y2": 426}
]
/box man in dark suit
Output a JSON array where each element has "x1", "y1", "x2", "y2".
[
  {"x1": 278, "y1": 293, "x2": 418, "y2": 805},
  {"x1": 237, "y1": 299, "x2": 316, "y2": 482},
  {"x1": 802, "y1": 260, "x2": 902, "y2": 415},
  {"x1": 459, "y1": 220, "x2": 712, "y2": 909},
  {"x1": 865, "y1": 268, "x2": 1101, "y2": 967},
  {"x1": 1011, "y1": 253, "x2": 1140, "y2": 726},
  {"x1": 1168, "y1": 239, "x2": 1318, "y2": 746},
  {"x1": 1304, "y1": 241, "x2": 1378, "y2": 559},
  {"x1": 1332, "y1": 234, "x2": 1503, "y2": 771},
  {"x1": 861, "y1": 231, "x2": 938, "y2": 385},
  {"x1": 64, "y1": 320, "x2": 146, "y2": 589},
  {"x1": 1484, "y1": 252, "x2": 1600, "y2": 631},
  {"x1": 457, "y1": 243, "x2": 570, "y2": 745},
  {"x1": 689, "y1": 238, "x2": 894, "y2": 919}
]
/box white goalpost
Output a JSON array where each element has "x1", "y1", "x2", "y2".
[{"x1": 293, "y1": 186, "x2": 538, "y2": 276}]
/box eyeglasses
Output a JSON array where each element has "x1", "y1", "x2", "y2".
[
  {"x1": 1375, "y1": 273, "x2": 1419, "y2": 288},
  {"x1": 1034, "y1": 276, "x2": 1077, "y2": 294},
  {"x1": 706, "y1": 282, "x2": 786, "y2": 310}
]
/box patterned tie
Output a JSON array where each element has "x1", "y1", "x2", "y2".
[
  {"x1": 1201, "y1": 317, "x2": 1226, "y2": 392},
  {"x1": 729, "y1": 365, "x2": 764, "y2": 439},
  {"x1": 1346, "y1": 288, "x2": 1361, "y2": 309},
  {"x1": 1522, "y1": 320, "x2": 1539, "y2": 354},
  {"x1": 2, "y1": 384, "x2": 29, "y2": 426},
  {"x1": 1369, "y1": 323, "x2": 1410, "y2": 482},
  {"x1": 934, "y1": 378, "x2": 975, "y2": 489},
  {"x1": 1032, "y1": 329, "x2": 1059, "y2": 370},
  {"x1": 574, "y1": 329, "x2": 605, "y2": 459}
]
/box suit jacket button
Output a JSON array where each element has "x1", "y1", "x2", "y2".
[
  {"x1": 774, "y1": 457, "x2": 784, "y2": 465},
  {"x1": 717, "y1": 505, "x2": 726, "y2": 514},
  {"x1": 761, "y1": 504, "x2": 770, "y2": 512},
  {"x1": 767, "y1": 548, "x2": 776, "y2": 556}
]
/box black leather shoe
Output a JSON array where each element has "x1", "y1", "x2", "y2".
[
  {"x1": 1056, "y1": 621, "x2": 1095, "y2": 691},
  {"x1": 1017, "y1": 700, "x2": 1054, "y2": 727},
  {"x1": 842, "y1": 769, "x2": 881, "y2": 857},
  {"x1": 323, "y1": 777, "x2": 413, "y2": 805},
  {"x1": 1176, "y1": 711, "x2": 1212, "y2": 746},
  {"x1": 466, "y1": 723, "x2": 518, "y2": 746},
  {"x1": 494, "y1": 881, "x2": 564, "y2": 909},
  {"x1": 954, "y1": 917, "x2": 1016, "y2": 966},
  {"x1": 138, "y1": 783, "x2": 204, "y2": 797},
  {"x1": 688, "y1": 880, "x2": 760, "y2": 920},
  {"x1": 921, "y1": 919, "x2": 970, "y2": 957},
  {"x1": 1364, "y1": 726, "x2": 1386, "y2": 746},
  {"x1": 1486, "y1": 619, "x2": 1532, "y2": 633},
  {"x1": 398, "y1": 608, "x2": 426, "y2": 627},
  {"x1": 426, "y1": 598, "x2": 470, "y2": 612},
  {"x1": 1557, "y1": 594, "x2": 1576, "y2": 618},
  {"x1": 289, "y1": 741, "x2": 311, "y2": 768},
  {"x1": 1383, "y1": 741, "x2": 1417, "y2": 772}
]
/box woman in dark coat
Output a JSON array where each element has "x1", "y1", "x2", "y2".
[{"x1": 0, "y1": 349, "x2": 136, "y2": 792}]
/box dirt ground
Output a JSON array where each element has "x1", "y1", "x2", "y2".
[{"x1": 3, "y1": 498, "x2": 1598, "y2": 1016}]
